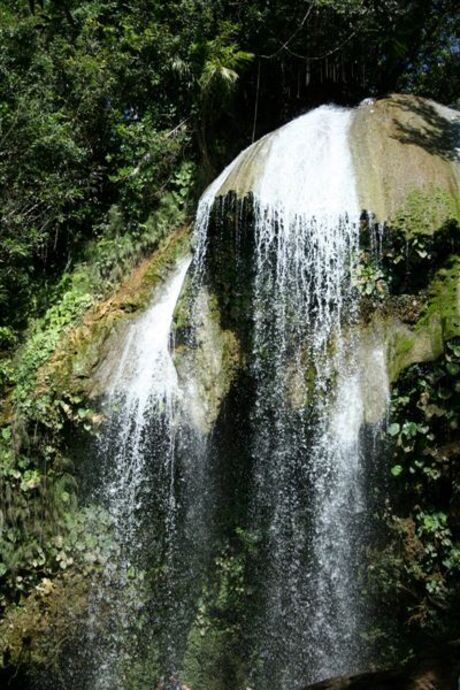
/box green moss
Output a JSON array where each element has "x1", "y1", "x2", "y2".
[
  {"x1": 181, "y1": 543, "x2": 250, "y2": 690},
  {"x1": 416, "y1": 256, "x2": 460, "y2": 340},
  {"x1": 172, "y1": 271, "x2": 194, "y2": 338},
  {"x1": 387, "y1": 323, "x2": 441, "y2": 382},
  {"x1": 391, "y1": 188, "x2": 460, "y2": 237},
  {"x1": 386, "y1": 257, "x2": 459, "y2": 380},
  {"x1": 182, "y1": 625, "x2": 246, "y2": 690}
]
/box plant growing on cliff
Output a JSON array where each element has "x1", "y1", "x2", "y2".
[{"x1": 377, "y1": 339, "x2": 460, "y2": 645}]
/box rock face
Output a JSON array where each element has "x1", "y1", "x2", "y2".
[
  {"x1": 303, "y1": 643, "x2": 460, "y2": 690},
  {"x1": 211, "y1": 94, "x2": 460, "y2": 233},
  {"x1": 66, "y1": 95, "x2": 459, "y2": 405},
  {"x1": 351, "y1": 94, "x2": 460, "y2": 227},
  {"x1": 173, "y1": 285, "x2": 242, "y2": 433},
  {"x1": 177, "y1": 94, "x2": 459, "y2": 413}
]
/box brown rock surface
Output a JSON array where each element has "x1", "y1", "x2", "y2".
[
  {"x1": 212, "y1": 94, "x2": 460, "y2": 231},
  {"x1": 304, "y1": 643, "x2": 460, "y2": 690},
  {"x1": 350, "y1": 94, "x2": 460, "y2": 225}
]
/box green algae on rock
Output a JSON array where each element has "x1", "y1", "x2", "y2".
[
  {"x1": 351, "y1": 94, "x2": 459, "y2": 229},
  {"x1": 384, "y1": 257, "x2": 460, "y2": 380},
  {"x1": 36, "y1": 227, "x2": 191, "y2": 402}
]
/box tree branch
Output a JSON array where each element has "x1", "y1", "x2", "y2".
[{"x1": 260, "y1": 2, "x2": 315, "y2": 60}]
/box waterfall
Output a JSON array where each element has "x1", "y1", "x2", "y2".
[
  {"x1": 86, "y1": 257, "x2": 191, "y2": 690},
  {"x1": 247, "y1": 107, "x2": 360, "y2": 688},
  {"x1": 74, "y1": 104, "x2": 390, "y2": 690},
  {"x1": 192, "y1": 105, "x2": 389, "y2": 687}
]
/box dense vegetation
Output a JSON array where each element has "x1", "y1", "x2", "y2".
[
  {"x1": 0, "y1": 0, "x2": 459, "y2": 685},
  {"x1": 1, "y1": 0, "x2": 459, "y2": 342},
  {"x1": 382, "y1": 339, "x2": 460, "y2": 644}
]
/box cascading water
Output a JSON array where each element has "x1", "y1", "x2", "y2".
[
  {"x1": 85, "y1": 257, "x2": 191, "y2": 690},
  {"x1": 308, "y1": 337, "x2": 389, "y2": 680},
  {"x1": 72, "y1": 104, "x2": 390, "y2": 690},
  {"x1": 193, "y1": 105, "x2": 389, "y2": 688},
  {"x1": 247, "y1": 108, "x2": 361, "y2": 688}
]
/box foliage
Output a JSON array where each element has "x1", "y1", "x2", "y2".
[
  {"x1": 0, "y1": 416, "x2": 113, "y2": 606},
  {"x1": 353, "y1": 252, "x2": 388, "y2": 302},
  {"x1": 357, "y1": 214, "x2": 460, "y2": 301},
  {"x1": 1, "y1": 1, "x2": 458, "y2": 337},
  {"x1": 0, "y1": 0, "x2": 459, "y2": 678},
  {"x1": 377, "y1": 339, "x2": 460, "y2": 645},
  {"x1": 0, "y1": 503, "x2": 118, "y2": 607},
  {"x1": 198, "y1": 24, "x2": 254, "y2": 102},
  {"x1": 0, "y1": 0, "x2": 202, "y2": 336}
]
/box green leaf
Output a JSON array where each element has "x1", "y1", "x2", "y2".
[
  {"x1": 388, "y1": 423, "x2": 400, "y2": 436},
  {"x1": 446, "y1": 342, "x2": 460, "y2": 357},
  {"x1": 391, "y1": 465, "x2": 403, "y2": 477},
  {"x1": 1, "y1": 427, "x2": 12, "y2": 442},
  {"x1": 446, "y1": 362, "x2": 460, "y2": 376}
]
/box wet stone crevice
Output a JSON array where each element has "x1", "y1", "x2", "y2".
[{"x1": 201, "y1": 191, "x2": 257, "y2": 347}]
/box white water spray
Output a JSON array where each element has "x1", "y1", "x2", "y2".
[
  {"x1": 192, "y1": 105, "x2": 389, "y2": 687},
  {"x1": 88, "y1": 256, "x2": 191, "y2": 690}
]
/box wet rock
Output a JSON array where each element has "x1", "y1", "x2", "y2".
[{"x1": 304, "y1": 642, "x2": 460, "y2": 690}]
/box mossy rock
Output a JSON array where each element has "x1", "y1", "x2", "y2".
[
  {"x1": 416, "y1": 257, "x2": 460, "y2": 341},
  {"x1": 351, "y1": 94, "x2": 460, "y2": 229},
  {"x1": 390, "y1": 188, "x2": 460, "y2": 237},
  {"x1": 174, "y1": 286, "x2": 242, "y2": 434},
  {"x1": 381, "y1": 257, "x2": 460, "y2": 380},
  {"x1": 181, "y1": 623, "x2": 247, "y2": 690},
  {"x1": 35, "y1": 227, "x2": 190, "y2": 401}
]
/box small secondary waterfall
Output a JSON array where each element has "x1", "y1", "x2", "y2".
[
  {"x1": 86, "y1": 257, "x2": 191, "y2": 690},
  {"x1": 193, "y1": 105, "x2": 389, "y2": 687}
]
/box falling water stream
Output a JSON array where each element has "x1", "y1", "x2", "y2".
[
  {"x1": 82, "y1": 104, "x2": 390, "y2": 690},
  {"x1": 193, "y1": 105, "x2": 389, "y2": 687},
  {"x1": 87, "y1": 257, "x2": 191, "y2": 690},
  {"x1": 248, "y1": 108, "x2": 364, "y2": 687}
]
